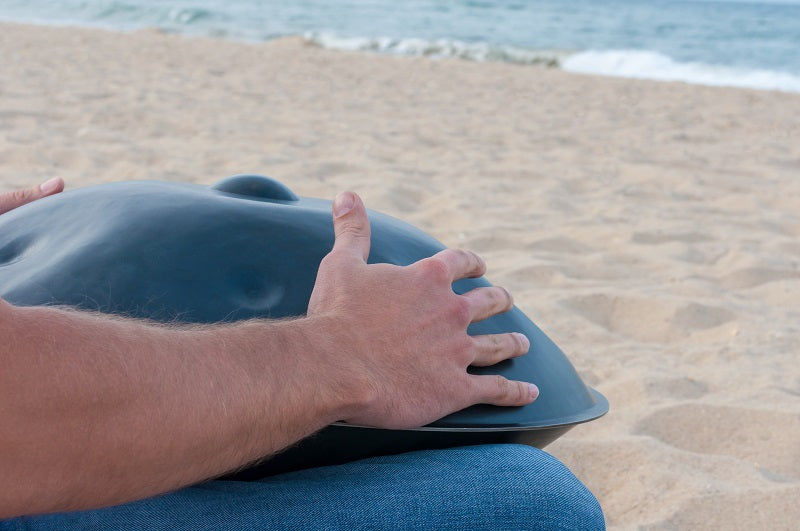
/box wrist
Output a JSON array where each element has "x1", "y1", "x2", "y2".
[
  {"x1": 220, "y1": 316, "x2": 368, "y2": 437},
  {"x1": 294, "y1": 315, "x2": 377, "y2": 425}
]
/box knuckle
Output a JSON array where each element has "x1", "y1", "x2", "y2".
[
  {"x1": 455, "y1": 248, "x2": 480, "y2": 268},
  {"x1": 470, "y1": 249, "x2": 486, "y2": 269},
  {"x1": 0, "y1": 189, "x2": 35, "y2": 214},
  {"x1": 491, "y1": 334, "x2": 505, "y2": 354},
  {"x1": 459, "y1": 249, "x2": 482, "y2": 274},
  {"x1": 336, "y1": 221, "x2": 366, "y2": 239},
  {"x1": 12, "y1": 189, "x2": 35, "y2": 203},
  {"x1": 512, "y1": 333, "x2": 526, "y2": 354},
  {"x1": 454, "y1": 335, "x2": 474, "y2": 361},
  {"x1": 494, "y1": 374, "x2": 511, "y2": 399},
  {"x1": 451, "y1": 296, "x2": 472, "y2": 324},
  {"x1": 491, "y1": 375, "x2": 526, "y2": 405},
  {"x1": 317, "y1": 249, "x2": 355, "y2": 275},
  {"x1": 318, "y1": 250, "x2": 339, "y2": 269},
  {"x1": 497, "y1": 286, "x2": 514, "y2": 309},
  {"x1": 457, "y1": 248, "x2": 475, "y2": 261},
  {"x1": 466, "y1": 250, "x2": 486, "y2": 276},
  {"x1": 419, "y1": 256, "x2": 451, "y2": 284},
  {"x1": 488, "y1": 287, "x2": 504, "y2": 306}
]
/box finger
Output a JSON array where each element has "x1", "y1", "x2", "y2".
[
  {"x1": 471, "y1": 332, "x2": 529, "y2": 367},
  {"x1": 331, "y1": 191, "x2": 371, "y2": 263},
  {"x1": 461, "y1": 286, "x2": 514, "y2": 322},
  {"x1": 472, "y1": 374, "x2": 539, "y2": 407},
  {"x1": 425, "y1": 248, "x2": 486, "y2": 283},
  {"x1": 0, "y1": 177, "x2": 64, "y2": 215},
  {"x1": 39, "y1": 177, "x2": 65, "y2": 197}
]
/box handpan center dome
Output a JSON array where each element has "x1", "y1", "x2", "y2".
[
  {"x1": 213, "y1": 174, "x2": 299, "y2": 202},
  {"x1": 0, "y1": 175, "x2": 607, "y2": 477}
]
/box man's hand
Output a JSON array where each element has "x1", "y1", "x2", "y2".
[
  {"x1": 307, "y1": 191, "x2": 538, "y2": 429},
  {"x1": 0, "y1": 177, "x2": 64, "y2": 215}
]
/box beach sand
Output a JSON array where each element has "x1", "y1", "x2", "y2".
[{"x1": 2, "y1": 22, "x2": 799, "y2": 529}]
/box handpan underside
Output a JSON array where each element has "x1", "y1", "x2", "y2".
[{"x1": 0, "y1": 176, "x2": 607, "y2": 476}]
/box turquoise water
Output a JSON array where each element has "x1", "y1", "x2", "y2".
[{"x1": 2, "y1": 0, "x2": 800, "y2": 92}]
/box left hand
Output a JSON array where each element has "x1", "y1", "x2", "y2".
[{"x1": 0, "y1": 177, "x2": 64, "y2": 215}]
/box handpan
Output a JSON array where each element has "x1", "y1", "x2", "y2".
[{"x1": 0, "y1": 175, "x2": 607, "y2": 478}]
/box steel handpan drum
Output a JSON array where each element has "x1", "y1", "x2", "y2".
[{"x1": 0, "y1": 175, "x2": 608, "y2": 478}]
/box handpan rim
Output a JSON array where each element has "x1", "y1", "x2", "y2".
[{"x1": 333, "y1": 388, "x2": 609, "y2": 432}]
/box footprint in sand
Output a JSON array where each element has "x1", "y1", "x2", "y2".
[
  {"x1": 505, "y1": 263, "x2": 566, "y2": 287},
  {"x1": 650, "y1": 486, "x2": 800, "y2": 530},
  {"x1": 561, "y1": 293, "x2": 736, "y2": 342},
  {"x1": 634, "y1": 403, "x2": 800, "y2": 481},
  {"x1": 670, "y1": 301, "x2": 737, "y2": 331},
  {"x1": 465, "y1": 234, "x2": 519, "y2": 252},
  {"x1": 719, "y1": 267, "x2": 800, "y2": 290},
  {"x1": 527, "y1": 236, "x2": 593, "y2": 254},
  {"x1": 630, "y1": 230, "x2": 730, "y2": 265},
  {"x1": 644, "y1": 376, "x2": 709, "y2": 400},
  {"x1": 631, "y1": 231, "x2": 714, "y2": 245}
]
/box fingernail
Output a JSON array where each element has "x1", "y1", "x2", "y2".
[
  {"x1": 39, "y1": 177, "x2": 60, "y2": 195},
  {"x1": 529, "y1": 383, "x2": 539, "y2": 400},
  {"x1": 333, "y1": 192, "x2": 355, "y2": 218},
  {"x1": 516, "y1": 333, "x2": 530, "y2": 352}
]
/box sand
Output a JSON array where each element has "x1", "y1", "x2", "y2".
[{"x1": 1, "y1": 22, "x2": 799, "y2": 529}]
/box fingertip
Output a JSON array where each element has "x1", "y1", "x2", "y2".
[
  {"x1": 511, "y1": 381, "x2": 539, "y2": 405},
  {"x1": 333, "y1": 191, "x2": 356, "y2": 219},
  {"x1": 331, "y1": 191, "x2": 371, "y2": 261},
  {"x1": 503, "y1": 287, "x2": 514, "y2": 308},
  {"x1": 467, "y1": 250, "x2": 487, "y2": 278},
  {"x1": 432, "y1": 248, "x2": 487, "y2": 282},
  {"x1": 515, "y1": 333, "x2": 530, "y2": 354},
  {"x1": 475, "y1": 375, "x2": 539, "y2": 407},
  {"x1": 528, "y1": 383, "x2": 539, "y2": 401},
  {"x1": 39, "y1": 177, "x2": 64, "y2": 196}
]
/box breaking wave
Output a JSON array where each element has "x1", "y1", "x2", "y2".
[
  {"x1": 2, "y1": 1, "x2": 799, "y2": 93},
  {"x1": 561, "y1": 50, "x2": 800, "y2": 93},
  {"x1": 306, "y1": 32, "x2": 569, "y2": 67}
]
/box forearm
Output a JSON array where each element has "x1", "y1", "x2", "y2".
[{"x1": 0, "y1": 299, "x2": 350, "y2": 517}]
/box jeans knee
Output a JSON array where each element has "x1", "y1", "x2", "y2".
[{"x1": 464, "y1": 444, "x2": 605, "y2": 530}]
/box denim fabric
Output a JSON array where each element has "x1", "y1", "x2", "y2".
[{"x1": 3, "y1": 444, "x2": 604, "y2": 530}]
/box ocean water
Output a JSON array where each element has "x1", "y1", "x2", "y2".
[{"x1": 2, "y1": 0, "x2": 799, "y2": 93}]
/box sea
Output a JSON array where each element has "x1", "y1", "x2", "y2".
[{"x1": 2, "y1": 0, "x2": 799, "y2": 93}]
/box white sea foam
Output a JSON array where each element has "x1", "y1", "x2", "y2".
[
  {"x1": 306, "y1": 32, "x2": 569, "y2": 67},
  {"x1": 2, "y1": 1, "x2": 798, "y2": 94},
  {"x1": 308, "y1": 34, "x2": 800, "y2": 93},
  {"x1": 562, "y1": 50, "x2": 800, "y2": 93}
]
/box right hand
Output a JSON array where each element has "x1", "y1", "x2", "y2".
[{"x1": 307, "y1": 191, "x2": 538, "y2": 430}]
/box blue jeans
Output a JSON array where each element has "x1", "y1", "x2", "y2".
[{"x1": 4, "y1": 445, "x2": 604, "y2": 530}]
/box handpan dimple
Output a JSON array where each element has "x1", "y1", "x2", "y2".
[
  {"x1": 0, "y1": 175, "x2": 608, "y2": 477},
  {"x1": 0, "y1": 234, "x2": 33, "y2": 266}
]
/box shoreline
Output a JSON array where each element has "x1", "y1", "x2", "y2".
[
  {"x1": 2, "y1": 21, "x2": 799, "y2": 529},
  {"x1": 3, "y1": 19, "x2": 800, "y2": 94}
]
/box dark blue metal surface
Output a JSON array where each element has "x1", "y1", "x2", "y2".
[{"x1": 0, "y1": 175, "x2": 607, "y2": 475}]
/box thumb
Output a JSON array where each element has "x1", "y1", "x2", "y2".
[
  {"x1": 0, "y1": 177, "x2": 64, "y2": 215},
  {"x1": 331, "y1": 191, "x2": 371, "y2": 262}
]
